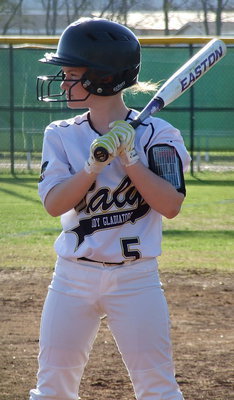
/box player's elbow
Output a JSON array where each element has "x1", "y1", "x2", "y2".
[
  {"x1": 164, "y1": 205, "x2": 181, "y2": 219},
  {"x1": 163, "y1": 193, "x2": 184, "y2": 219},
  {"x1": 46, "y1": 208, "x2": 60, "y2": 217},
  {"x1": 44, "y1": 202, "x2": 60, "y2": 217},
  {"x1": 44, "y1": 194, "x2": 61, "y2": 217}
]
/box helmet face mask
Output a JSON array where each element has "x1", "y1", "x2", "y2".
[
  {"x1": 37, "y1": 18, "x2": 141, "y2": 102},
  {"x1": 37, "y1": 70, "x2": 91, "y2": 102}
]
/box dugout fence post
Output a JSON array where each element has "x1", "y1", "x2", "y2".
[
  {"x1": 9, "y1": 44, "x2": 15, "y2": 175},
  {"x1": 189, "y1": 44, "x2": 195, "y2": 176}
]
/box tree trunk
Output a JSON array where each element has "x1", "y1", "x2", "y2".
[
  {"x1": 201, "y1": 0, "x2": 209, "y2": 35},
  {"x1": 163, "y1": 0, "x2": 170, "y2": 36},
  {"x1": 52, "y1": 0, "x2": 58, "y2": 35},
  {"x1": 216, "y1": 0, "x2": 223, "y2": 35}
]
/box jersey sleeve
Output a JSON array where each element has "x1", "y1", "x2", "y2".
[{"x1": 38, "y1": 125, "x2": 73, "y2": 205}]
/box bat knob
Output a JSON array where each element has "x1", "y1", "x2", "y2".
[{"x1": 93, "y1": 146, "x2": 109, "y2": 162}]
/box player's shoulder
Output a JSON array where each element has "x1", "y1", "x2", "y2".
[
  {"x1": 149, "y1": 116, "x2": 184, "y2": 144},
  {"x1": 46, "y1": 111, "x2": 89, "y2": 132},
  {"x1": 145, "y1": 115, "x2": 177, "y2": 131},
  {"x1": 128, "y1": 109, "x2": 176, "y2": 132},
  {"x1": 129, "y1": 110, "x2": 185, "y2": 149}
]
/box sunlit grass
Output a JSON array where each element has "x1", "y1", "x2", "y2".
[{"x1": 0, "y1": 172, "x2": 233, "y2": 271}]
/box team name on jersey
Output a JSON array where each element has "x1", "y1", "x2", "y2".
[{"x1": 67, "y1": 176, "x2": 150, "y2": 251}]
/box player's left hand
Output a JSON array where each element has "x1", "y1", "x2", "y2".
[
  {"x1": 109, "y1": 121, "x2": 139, "y2": 167},
  {"x1": 84, "y1": 129, "x2": 120, "y2": 174}
]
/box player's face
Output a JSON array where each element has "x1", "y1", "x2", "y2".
[{"x1": 61, "y1": 66, "x2": 89, "y2": 108}]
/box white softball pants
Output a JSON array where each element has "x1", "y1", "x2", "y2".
[{"x1": 29, "y1": 257, "x2": 184, "y2": 400}]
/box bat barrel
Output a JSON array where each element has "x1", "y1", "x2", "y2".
[{"x1": 156, "y1": 38, "x2": 227, "y2": 107}]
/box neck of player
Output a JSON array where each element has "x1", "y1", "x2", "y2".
[{"x1": 89, "y1": 92, "x2": 130, "y2": 135}]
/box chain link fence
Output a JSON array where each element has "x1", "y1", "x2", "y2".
[{"x1": 0, "y1": 37, "x2": 234, "y2": 175}]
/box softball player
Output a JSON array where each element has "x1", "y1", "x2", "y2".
[{"x1": 30, "y1": 18, "x2": 191, "y2": 400}]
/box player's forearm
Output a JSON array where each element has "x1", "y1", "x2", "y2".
[
  {"x1": 44, "y1": 169, "x2": 97, "y2": 217},
  {"x1": 125, "y1": 161, "x2": 184, "y2": 219}
]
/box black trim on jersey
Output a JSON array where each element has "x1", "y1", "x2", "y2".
[
  {"x1": 55, "y1": 122, "x2": 70, "y2": 128},
  {"x1": 87, "y1": 113, "x2": 102, "y2": 135},
  {"x1": 125, "y1": 116, "x2": 154, "y2": 154},
  {"x1": 127, "y1": 111, "x2": 155, "y2": 155},
  {"x1": 125, "y1": 109, "x2": 134, "y2": 121},
  {"x1": 143, "y1": 123, "x2": 155, "y2": 154},
  {"x1": 74, "y1": 118, "x2": 89, "y2": 127},
  {"x1": 52, "y1": 117, "x2": 89, "y2": 129},
  {"x1": 39, "y1": 161, "x2": 49, "y2": 183}
]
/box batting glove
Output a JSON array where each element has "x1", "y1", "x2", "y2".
[
  {"x1": 84, "y1": 130, "x2": 120, "y2": 174},
  {"x1": 110, "y1": 121, "x2": 139, "y2": 167}
]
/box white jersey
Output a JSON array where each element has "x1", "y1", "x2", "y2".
[{"x1": 38, "y1": 109, "x2": 190, "y2": 263}]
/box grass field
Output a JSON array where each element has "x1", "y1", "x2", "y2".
[{"x1": 0, "y1": 171, "x2": 233, "y2": 271}]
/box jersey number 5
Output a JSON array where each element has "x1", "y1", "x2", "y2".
[{"x1": 121, "y1": 237, "x2": 141, "y2": 260}]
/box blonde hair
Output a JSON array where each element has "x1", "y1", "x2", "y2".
[{"x1": 124, "y1": 80, "x2": 161, "y2": 95}]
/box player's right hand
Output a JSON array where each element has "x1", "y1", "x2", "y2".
[
  {"x1": 84, "y1": 130, "x2": 120, "y2": 174},
  {"x1": 110, "y1": 120, "x2": 139, "y2": 167}
]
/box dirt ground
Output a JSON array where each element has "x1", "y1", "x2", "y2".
[{"x1": 0, "y1": 267, "x2": 233, "y2": 400}]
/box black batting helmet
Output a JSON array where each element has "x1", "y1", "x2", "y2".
[{"x1": 37, "y1": 18, "x2": 141, "y2": 101}]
